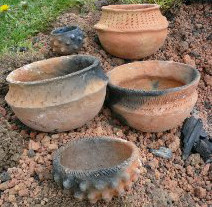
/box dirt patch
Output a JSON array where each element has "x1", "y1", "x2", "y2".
[
  {"x1": 0, "y1": 2, "x2": 211, "y2": 207},
  {"x1": 0, "y1": 116, "x2": 23, "y2": 172}
]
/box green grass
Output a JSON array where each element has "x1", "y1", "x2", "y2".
[
  {"x1": 0, "y1": 0, "x2": 180, "y2": 54},
  {"x1": 0, "y1": 0, "x2": 80, "y2": 53},
  {"x1": 82, "y1": 0, "x2": 181, "y2": 11},
  {"x1": 120, "y1": 0, "x2": 181, "y2": 10}
]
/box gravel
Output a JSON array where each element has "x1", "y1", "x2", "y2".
[{"x1": 0, "y1": 2, "x2": 211, "y2": 207}]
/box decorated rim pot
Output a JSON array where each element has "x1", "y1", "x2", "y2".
[
  {"x1": 5, "y1": 55, "x2": 108, "y2": 132},
  {"x1": 53, "y1": 137, "x2": 141, "y2": 203},
  {"x1": 94, "y1": 4, "x2": 168, "y2": 59},
  {"x1": 107, "y1": 61, "x2": 200, "y2": 132},
  {"x1": 50, "y1": 26, "x2": 84, "y2": 55}
]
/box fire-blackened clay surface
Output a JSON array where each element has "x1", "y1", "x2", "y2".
[
  {"x1": 6, "y1": 55, "x2": 108, "y2": 132},
  {"x1": 182, "y1": 116, "x2": 212, "y2": 163},
  {"x1": 107, "y1": 61, "x2": 200, "y2": 132},
  {"x1": 53, "y1": 137, "x2": 141, "y2": 203},
  {"x1": 50, "y1": 26, "x2": 84, "y2": 55}
]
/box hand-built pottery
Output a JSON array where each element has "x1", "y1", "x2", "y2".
[
  {"x1": 94, "y1": 4, "x2": 168, "y2": 59},
  {"x1": 50, "y1": 26, "x2": 84, "y2": 55},
  {"x1": 107, "y1": 61, "x2": 200, "y2": 132},
  {"x1": 53, "y1": 137, "x2": 141, "y2": 203},
  {"x1": 6, "y1": 55, "x2": 108, "y2": 132}
]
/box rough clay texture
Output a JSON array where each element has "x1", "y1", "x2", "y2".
[
  {"x1": 0, "y1": 2, "x2": 211, "y2": 207},
  {"x1": 6, "y1": 55, "x2": 108, "y2": 132},
  {"x1": 107, "y1": 61, "x2": 200, "y2": 132},
  {"x1": 94, "y1": 4, "x2": 168, "y2": 59},
  {"x1": 50, "y1": 26, "x2": 84, "y2": 55},
  {"x1": 53, "y1": 137, "x2": 141, "y2": 203}
]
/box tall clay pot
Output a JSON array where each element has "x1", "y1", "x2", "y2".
[
  {"x1": 6, "y1": 55, "x2": 108, "y2": 132},
  {"x1": 94, "y1": 4, "x2": 168, "y2": 59}
]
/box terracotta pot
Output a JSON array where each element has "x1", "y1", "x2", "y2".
[
  {"x1": 53, "y1": 137, "x2": 141, "y2": 203},
  {"x1": 94, "y1": 4, "x2": 168, "y2": 59},
  {"x1": 6, "y1": 55, "x2": 108, "y2": 132},
  {"x1": 50, "y1": 26, "x2": 84, "y2": 55},
  {"x1": 107, "y1": 61, "x2": 200, "y2": 132}
]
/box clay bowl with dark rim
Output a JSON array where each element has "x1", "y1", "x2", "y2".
[
  {"x1": 6, "y1": 55, "x2": 108, "y2": 132},
  {"x1": 107, "y1": 61, "x2": 200, "y2": 132},
  {"x1": 53, "y1": 137, "x2": 141, "y2": 203},
  {"x1": 94, "y1": 4, "x2": 168, "y2": 59},
  {"x1": 50, "y1": 26, "x2": 84, "y2": 55}
]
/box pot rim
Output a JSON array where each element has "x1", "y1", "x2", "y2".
[
  {"x1": 53, "y1": 136, "x2": 140, "y2": 177},
  {"x1": 6, "y1": 55, "x2": 102, "y2": 86},
  {"x1": 50, "y1": 26, "x2": 79, "y2": 36},
  {"x1": 94, "y1": 4, "x2": 168, "y2": 32},
  {"x1": 107, "y1": 60, "x2": 200, "y2": 96},
  {"x1": 101, "y1": 4, "x2": 160, "y2": 12}
]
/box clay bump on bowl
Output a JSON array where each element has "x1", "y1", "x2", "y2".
[
  {"x1": 107, "y1": 61, "x2": 200, "y2": 132},
  {"x1": 53, "y1": 137, "x2": 141, "y2": 203},
  {"x1": 6, "y1": 55, "x2": 108, "y2": 132}
]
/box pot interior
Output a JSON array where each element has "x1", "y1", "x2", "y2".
[
  {"x1": 109, "y1": 61, "x2": 199, "y2": 91},
  {"x1": 52, "y1": 26, "x2": 77, "y2": 35},
  {"x1": 60, "y1": 139, "x2": 133, "y2": 171},
  {"x1": 119, "y1": 76, "x2": 184, "y2": 91},
  {"x1": 7, "y1": 56, "x2": 95, "y2": 83}
]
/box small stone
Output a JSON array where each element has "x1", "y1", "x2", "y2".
[
  {"x1": 28, "y1": 149, "x2": 36, "y2": 158},
  {"x1": 204, "y1": 75, "x2": 212, "y2": 87},
  {"x1": 30, "y1": 132, "x2": 37, "y2": 139},
  {"x1": 18, "y1": 189, "x2": 29, "y2": 197},
  {"x1": 147, "y1": 159, "x2": 159, "y2": 170},
  {"x1": 111, "y1": 57, "x2": 125, "y2": 66},
  {"x1": 48, "y1": 144, "x2": 58, "y2": 151},
  {"x1": 183, "y1": 54, "x2": 195, "y2": 67},
  {"x1": 149, "y1": 147, "x2": 172, "y2": 159},
  {"x1": 194, "y1": 187, "x2": 206, "y2": 198},
  {"x1": 180, "y1": 41, "x2": 189, "y2": 52},
  {"x1": 29, "y1": 140, "x2": 41, "y2": 151},
  {"x1": 168, "y1": 137, "x2": 180, "y2": 152},
  {"x1": 8, "y1": 194, "x2": 16, "y2": 203},
  {"x1": 51, "y1": 134, "x2": 59, "y2": 139},
  {"x1": 41, "y1": 136, "x2": 51, "y2": 147},
  {"x1": 201, "y1": 164, "x2": 210, "y2": 176},
  {"x1": 195, "y1": 23, "x2": 203, "y2": 29},
  {"x1": 0, "y1": 171, "x2": 11, "y2": 182},
  {"x1": 169, "y1": 192, "x2": 180, "y2": 202},
  {"x1": 186, "y1": 166, "x2": 193, "y2": 177},
  {"x1": 188, "y1": 154, "x2": 202, "y2": 166},
  {"x1": 0, "y1": 106, "x2": 6, "y2": 117},
  {"x1": 0, "y1": 181, "x2": 9, "y2": 190}
]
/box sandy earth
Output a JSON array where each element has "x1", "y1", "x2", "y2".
[{"x1": 0, "y1": 2, "x2": 211, "y2": 207}]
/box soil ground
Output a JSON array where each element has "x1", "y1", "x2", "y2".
[{"x1": 0, "y1": 2, "x2": 211, "y2": 207}]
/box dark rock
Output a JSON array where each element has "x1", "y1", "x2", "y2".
[
  {"x1": 0, "y1": 171, "x2": 11, "y2": 182},
  {"x1": 149, "y1": 147, "x2": 172, "y2": 159},
  {"x1": 206, "y1": 33, "x2": 212, "y2": 41},
  {"x1": 182, "y1": 116, "x2": 212, "y2": 162},
  {"x1": 189, "y1": 51, "x2": 200, "y2": 58},
  {"x1": 28, "y1": 149, "x2": 36, "y2": 158},
  {"x1": 179, "y1": 41, "x2": 189, "y2": 52},
  {"x1": 18, "y1": 47, "x2": 28, "y2": 52}
]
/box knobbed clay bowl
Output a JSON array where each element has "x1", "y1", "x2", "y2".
[
  {"x1": 6, "y1": 55, "x2": 108, "y2": 132},
  {"x1": 53, "y1": 137, "x2": 141, "y2": 203},
  {"x1": 107, "y1": 61, "x2": 200, "y2": 132},
  {"x1": 50, "y1": 26, "x2": 84, "y2": 55},
  {"x1": 94, "y1": 4, "x2": 168, "y2": 59}
]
